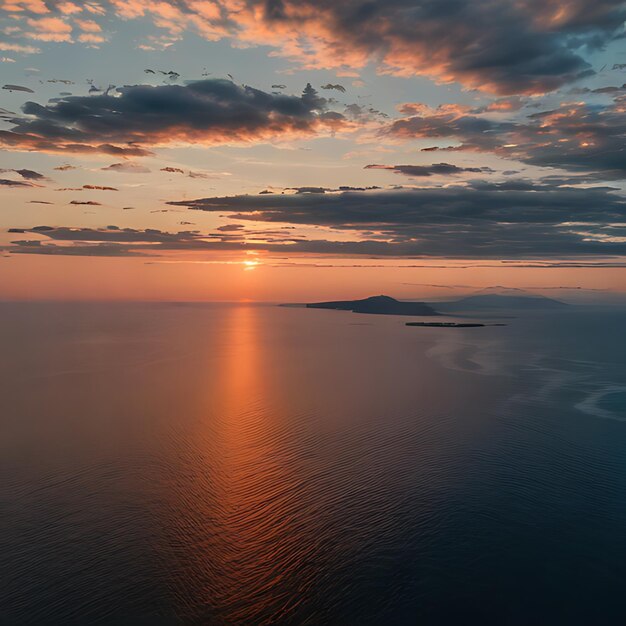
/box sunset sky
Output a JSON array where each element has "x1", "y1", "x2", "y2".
[{"x1": 1, "y1": 0, "x2": 625, "y2": 301}]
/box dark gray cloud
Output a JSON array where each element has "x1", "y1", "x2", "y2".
[
  {"x1": 388, "y1": 104, "x2": 512, "y2": 149},
  {"x1": 52, "y1": 0, "x2": 624, "y2": 95},
  {"x1": 516, "y1": 99, "x2": 626, "y2": 175},
  {"x1": 8, "y1": 240, "x2": 143, "y2": 257},
  {"x1": 0, "y1": 168, "x2": 47, "y2": 181},
  {"x1": 364, "y1": 163, "x2": 495, "y2": 177},
  {"x1": 0, "y1": 80, "x2": 345, "y2": 156},
  {"x1": 2, "y1": 84, "x2": 34, "y2": 93},
  {"x1": 160, "y1": 166, "x2": 221, "y2": 179},
  {"x1": 187, "y1": 170, "x2": 218, "y2": 179},
  {"x1": 388, "y1": 96, "x2": 626, "y2": 178},
  {"x1": 232, "y1": 0, "x2": 625, "y2": 94},
  {"x1": 344, "y1": 103, "x2": 389, "y2": 122},
  {"x1": 281, "y1": 185, "x2": 381, "y2": 194},
  {"x1": 9, "y1": 226, "x2": 202, "y2": 243},
  {"x1": 10, "y1": 2, "x2": 625, "y2": 95},
  {"x1": 102, "y1": 162, "x2": 151, "y2": 174},
  {"x1": 168, "y1": 180, "x2": 625, "y2": 222},
  {"x1": 159, "y1": 180, "x2": 622, "y2": 258},
  {"x1": 18, "y1": 169, "x2": 46, "y2": 181},
  {"x1": 7, "y1": 177, "x2": 626, "y2": 260},
  {"x1": 217, "y1": 224, "x2": 245, "y2": 232},
  {"x1": 321, "y1": 84, "x2": 346, "y2": 93},
  {"x1": 54, "y1": 164, "x2": 79, "y2": 171},
  {"x1": 0, "y1": 178, "x2": 38, "y2": 187}
]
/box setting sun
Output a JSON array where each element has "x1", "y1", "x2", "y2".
[{"x1": 243, "y1": 259, "x2": 260, "y2": 270}]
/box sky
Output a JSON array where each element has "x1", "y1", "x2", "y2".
[{"x1": 0, "y1": 0, "x2": 625, "y2": 302}]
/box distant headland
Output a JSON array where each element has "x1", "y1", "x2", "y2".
[{"x1": 435, "y1": 292, "x2": 567, "y2": 312}]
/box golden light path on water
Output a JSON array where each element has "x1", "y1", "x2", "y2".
[{"x1": 156, "y1": 305, "x2": 324, "y2": 623}]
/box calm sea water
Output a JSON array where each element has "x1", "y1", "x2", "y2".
[{"x1": 1, "y1": 302, "x2": 625, "y2": 625}]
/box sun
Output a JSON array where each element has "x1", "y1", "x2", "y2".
[{"x1": 243, "y1": 259, "x2": 260, "y2": 271}]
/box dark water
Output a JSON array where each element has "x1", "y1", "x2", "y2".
[{"x1": 1, "y1": 302, "x2": 625, "y2": 625}]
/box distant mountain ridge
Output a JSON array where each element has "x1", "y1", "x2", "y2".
[
  {"x1": 436, "y1": 292, "x2": 568, "y2": 311},
  {"x1": 297, "y1": 291, "x2": 569, "y2": 317},
  {"x1": 306, "y1": 295, "x2": 438, "y2": 316}
]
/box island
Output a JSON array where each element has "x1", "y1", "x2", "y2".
[
  {"x1": 289, "y1": 290, "x2": 565, "y2": 321},
  {"x1": 406, "y1": 322, "x2": 507, "y2": 328},
  {"x1": 306, "y1": 295, "x2": 438, "y2": 316}
]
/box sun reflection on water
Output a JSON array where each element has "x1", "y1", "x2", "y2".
[{"x1": 159, "y1": 305, "x2": 317, "y2": 623}]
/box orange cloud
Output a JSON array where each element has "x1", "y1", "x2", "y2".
[
  {"x1": 74, "y1": 18, "x2": 101, "y2": 32},
  {"x1": 26, "y1": 16, "x2": 72, "y2": 42},
  {"x1": 1, "y1": 0, "x2": 48, "y2": 14},
  {"x1": 57, "y1": 2, "x2": 83, "y2": 14}
]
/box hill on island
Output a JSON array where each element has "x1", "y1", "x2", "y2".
[{"x1": 306, "y1": 295, "x2": 438, "y2": 316}]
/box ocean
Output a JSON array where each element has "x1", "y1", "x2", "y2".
[{"x1": 1, "y1": 302, "x2": 625, "y2": 625}]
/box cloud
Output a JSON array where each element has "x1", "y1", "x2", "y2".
[
  {"x1": 0, "y1": 178, "x2": 38, "y2": 187},
  {"x1": 74, "y1": 18, "x2": 101, "y2": 32},
  {"x1": 217, "y1": 0, "x2": 623, "y2": 94},
  {"x1": 4, "y1": 226, "x2": 229, "y2": 258},
  {"x1": 25, "y1": 16, "x2": 72, "y2": 42},
  {"x1": 387, "y1": 103, "x2": 513, "y2": 149},
  {"x1": 386, "y1": 96, "x2": 626, "y2": 178},
  {"x1": 0, "y1": 42, "x2": 40, "y2": 54},
  {"x1": 7, "y1": 240, "x2": 143, "y2": 257},
  {"x1": 364, "y1": 163, "x2": 495, "y2": 177},
  {"x1": 321, "y1": 84, "x2": 346, "y2": 93},
  {"x1": 10, "y1": 226, "x2": 202, "y2": 243},
  {"x1": 7, "y1": 1, "x2": 622, "y2": 93},
  {"x1": 163, "y1": 180, "x2": 626, "y2": 258},
  {"x1": 0, "y1": 168, "x2": 46, "y2": 180},
  {"x1": 54, "y1": 164, "x2": 78, "y2": 171},
  {"x1": 187, "y1": 169, "x2": 222, "y2": 179},
  {"x1": 0, "y1": 131, "x2": 153, "y2": 157},
  {"x1": 2, "y1": 84, "x2": 35, "y2": 93},
  {"x1": 160, "y1": 165, "x2": 224, "y2": 179},
  {"x1": 0, "y1": 80, "x2": 347, "y2": 157},
  {"x1": 7, "y1": 177, "x2": 626, "y2": 260},
  {"x1": 101, "y1": 162, "x2": 150, "y2": 174},
  {"x1": 280, "y1": 185, "x2": 381, "y2": 194},
  {"x1": 16, "y1": 168, "x2": 47, "y2": 180},
  {"x1": 217, "y1": 224, "x2": 245, "y2": 232}
]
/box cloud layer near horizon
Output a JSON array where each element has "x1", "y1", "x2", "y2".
[{"x1": 6, "y1": 181, "x2": 626, "y2": 259}]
